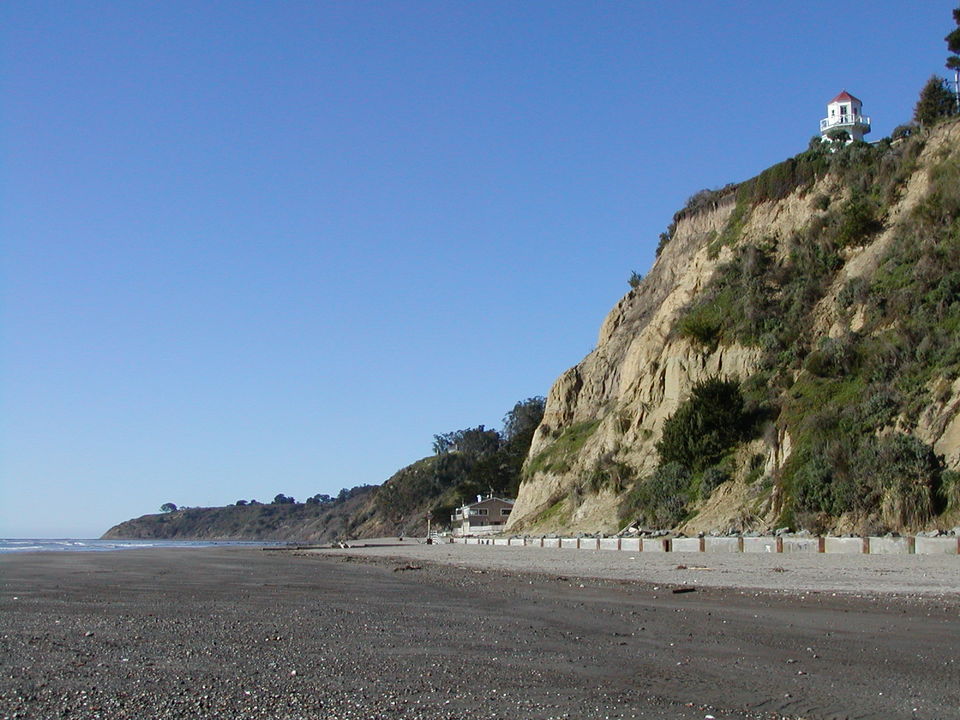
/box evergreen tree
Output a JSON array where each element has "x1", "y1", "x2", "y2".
[
  {"x1": 946, "y1": 7, "x2": 960, "y2": 69},
  {"x1": 913, "y1": 75, "x2": 956, "y2": 126},
  {"x1": 946, "y1": 6, "x2": 960, "y2": 111}
]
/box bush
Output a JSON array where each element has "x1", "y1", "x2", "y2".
[
  {"x1": 784, "y1": 433, "x2": 947, "y2": 529},
  {"x1": 655, "y1": 224, "x2": 675, "y2": 257},
  {"x1": 804, "y1": 336, "x2": 859, "y2": 378},
  {"x1": 656, "y1": 377, "x2": 751, "y2": 472},
  {"x1": 587, "y1": 454, "x2": 634, "y2": 494},
  {"x1": 939, "y1": 470, "x2": 960, "y2": 513},
  {"x1": 837, "y1": 276, "x2": 869, "y2": 308},
  {"x1": 625, "y1": 463, "x2": 691, "y2": 528},
  {"x1": 699, "y1": 465, "x2": 730, "y2": 500},
  {"x1": 891, "y1": 124, "x2": 915, "y2": 141},
  {"x1": 793, "y1": 455, "x2": 854, "y2": 516},
  {"x1": 833, "y1": 198, "x2": 883, "y2": 247},
  {"x1": 879, "y1": 481, "x2": 933, "y2": 528},
  {"x1": 676, "y1": 306, "x2": 724, "y2": 348}
]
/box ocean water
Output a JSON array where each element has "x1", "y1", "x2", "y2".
[{"x1": 0, "y1": 538, "x2": 278, "y2": 554}]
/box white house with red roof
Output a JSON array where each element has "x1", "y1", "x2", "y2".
[{"x1": 820, "y1": 90, "x2": 871, "y2": 142}]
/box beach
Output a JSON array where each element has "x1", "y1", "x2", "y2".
[{"x1": 1, "y1": 544, "x2": 958, "y2": 719}]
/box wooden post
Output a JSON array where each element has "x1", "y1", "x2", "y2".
[
  {"x1": 862, "y1": 536, "x2": 870, "y2": 554},
  {"x1": 776, "y1": 536, "x2": 783, "y2": 553},
  {"x1": 817, "y1": 536, "x2": 825, "y2": 553},
  {"x1": 699, "y1": 537, "x2": 705, "y2": 552}
]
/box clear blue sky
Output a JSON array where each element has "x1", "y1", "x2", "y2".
[{"x1": 2, "y1": 1, "x2": 956, "y2": 537}]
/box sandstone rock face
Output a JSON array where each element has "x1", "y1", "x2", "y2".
[{"x1": 508, "y1": 120, "x2": 960, "y2": 535}]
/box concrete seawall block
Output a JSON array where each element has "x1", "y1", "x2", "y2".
[
  {"x1": 598, "y1": 538, "x2": 619, "y2": 551},
  {"x1": 782, "y1": 537, "x2": 819, "y2": 553},
  {"x1": 671, "y1": 538, "x2": 702, "y2": 553},
  {"x1": 641, "y1": 538, "x2": 669, "y2": 552},
  {"x1": 704, "y1": 537, "x2": 740, "y2": 553},
  {"x1": 542, "y1": 538, "x2": 560, "y2": 548},
  {"x1": 742, "y1": 537, "x2": 777, "y2": 553},
  {"x1": 559, "y1": 538, "x2": 579, "y2": 549},
  {"x1": 869, "y1": 537, "x2": 912, "y2": 555},
  {"x1": 915, "y1": 537, "x2": 959, "y2": 555},
  {"x1": 493, "y1": 538, "x2": 509, "y2": 546},
  {"x1": 620, "y1": 538, "x2": 641, "y2": 552},
  {"x1": 824, "y1": 537, "x2": 862, "y2": 554}
]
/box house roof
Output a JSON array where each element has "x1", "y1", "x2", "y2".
[
  {"x1": 462, "y1": 496, "x2": 514, "y2": 508},
  {"x1": 829, "y1": 90, "x2": 861, "y2": 105}
]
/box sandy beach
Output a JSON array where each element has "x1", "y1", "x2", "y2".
[
  {"x1": 315, "y1": 537, "x2": 960, "y2": 597},
  {"x1": 1, "y1": 544, "x2": 958, "y2": 719}
]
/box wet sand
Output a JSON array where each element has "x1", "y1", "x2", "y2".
[{"x1": 1, "y1": 545, "x2": 958, "y2": 719}]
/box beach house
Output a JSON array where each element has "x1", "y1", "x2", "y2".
[{"x1": 451, "y1": 495, "x2": 514, "y2": 536}]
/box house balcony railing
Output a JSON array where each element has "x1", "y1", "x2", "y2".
[{"x1": 820, "y1": 115, "x2": 871, "y2": 131}]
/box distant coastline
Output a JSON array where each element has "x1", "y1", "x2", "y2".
[{"x1": 0, "y1": 538, "x2": 280, "y2": 554}]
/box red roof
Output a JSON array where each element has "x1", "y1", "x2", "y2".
[{"x1": 830, "y1": 90, "x2": 861, "y2": 105}]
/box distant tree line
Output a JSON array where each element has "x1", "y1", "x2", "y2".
[{"x1": 230, "y1": 485, "x2": 374, "y2": 509}]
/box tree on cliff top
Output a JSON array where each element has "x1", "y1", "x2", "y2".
[
  {"x1": 946, "y1": 6, "x2": 960, "y2": 112},
  {"x1": 502, "y1": 396, "x2": 546, "y2": 446},
  {"x1": 914, "y1": 75, "x2": 957, "y2": 126},
  {"x1": 946, "y1": 7, "x2": 960, "y2": 69}
]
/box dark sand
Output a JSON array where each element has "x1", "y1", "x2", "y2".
[{"x1": 1, "y1": 547, "x2": 958, "y2": 720}]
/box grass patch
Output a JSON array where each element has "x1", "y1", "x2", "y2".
[
  {"x1": 530, "y1": 497, "x2": 571, "y2": 529},
  {"x1": 525, "y1": 419, "x2": 601, "y2": 477}
]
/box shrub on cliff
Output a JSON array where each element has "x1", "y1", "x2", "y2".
[
  {"x1": 656, "y1": 377, "x2": 750, "y2": 473},
  {"x1": 624, "y1": 462, "x2": 691, "y2": 527}
]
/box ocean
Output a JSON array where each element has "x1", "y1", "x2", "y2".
[{"x1": 0, "y1": 538, "x2": 278, "y2": 553}]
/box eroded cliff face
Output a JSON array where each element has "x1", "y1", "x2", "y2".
[{"x1": 508, "y1": 120, "x2": 960, "y2": 535}]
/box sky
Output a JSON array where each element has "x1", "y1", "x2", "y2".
[{"x1": 2, "y1": 1, "x2": 957, "y2": 538}]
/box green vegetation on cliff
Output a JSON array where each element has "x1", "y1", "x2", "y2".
[{"x1": 636, "y1": 123, "x2": 960, "y2": 533}]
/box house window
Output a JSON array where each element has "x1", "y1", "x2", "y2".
[
  {"x1": 473, "y1": 508, "x2": 488, "y2": 516},
  {"x1": 500, "y1": 508, "x2": 511, "y2": 516}
]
